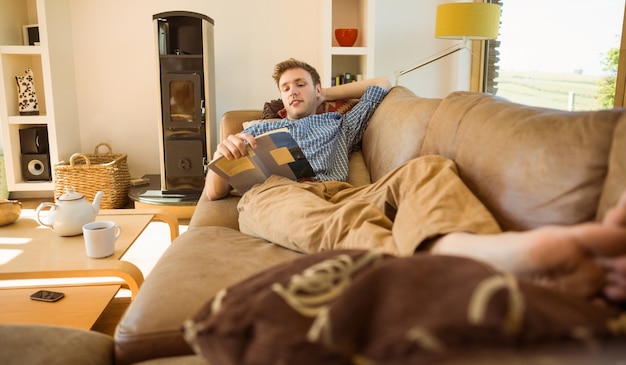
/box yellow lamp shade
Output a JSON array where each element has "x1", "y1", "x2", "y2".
[{"x1": 435, "y1": 2, "x2": 501, "y2": 40}]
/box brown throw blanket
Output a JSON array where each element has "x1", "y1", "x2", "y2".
[{"x1": 183, "y1": 250, "x2": 625, "y2": 365}]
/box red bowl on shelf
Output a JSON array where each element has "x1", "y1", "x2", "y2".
[{"x1": 335, "y1": 28, "x2": 358, "y2": 47}]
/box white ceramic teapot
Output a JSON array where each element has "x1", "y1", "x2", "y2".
[{"x1": 35, "y1": 188, "x2": 105, "y2": 236}]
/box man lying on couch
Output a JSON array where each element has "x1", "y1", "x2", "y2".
[{"x1": 204, "y1": 58, "x2": 626, "y2": 307}]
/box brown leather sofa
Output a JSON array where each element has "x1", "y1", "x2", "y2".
[{"x1": 111, "y1": 86, "x2": 626, "y2": 364}]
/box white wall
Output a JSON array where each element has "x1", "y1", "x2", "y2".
[
  {"x1": 374, "y1": 0, "x2": 471, "y2": 96},
  {"x1": 69, "y1": 0, "x2": 321, "y2": 178},
  {"x1": 67, "y1": 0, "x2": 468, "y2": 179}
]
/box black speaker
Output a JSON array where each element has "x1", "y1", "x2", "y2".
[
  {"x1": 21, "y1": 153, "x2": 51, "y2": 181},
  {"x1": 19, "y1": 127, "x2": 49, "y2": 154}
]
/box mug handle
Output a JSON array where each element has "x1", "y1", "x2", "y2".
[{"x1": 114, "y1": 225, "x2": 122, "y2": 240}]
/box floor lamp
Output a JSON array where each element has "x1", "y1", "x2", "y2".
[{"x1": 394, "y1": 2, "x2": 501, "y2": 85}]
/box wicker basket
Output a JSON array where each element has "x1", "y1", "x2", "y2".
[{"x1": 54, "y1": 143, "x2": 131, "y2": 209}]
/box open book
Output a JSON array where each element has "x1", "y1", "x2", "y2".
[{"x1": 208, "y1": 128, "x2": 315, "y2": 193}]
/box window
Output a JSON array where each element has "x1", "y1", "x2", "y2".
[{"x1": 478, "y1": 0, "x2": 625, "y2": 111}]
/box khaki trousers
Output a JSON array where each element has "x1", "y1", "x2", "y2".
[{"x1": 238, "y1": 155, "x2": 501, "y2": 256}]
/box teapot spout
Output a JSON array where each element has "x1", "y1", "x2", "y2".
[{"x1": 92, "y1": 191, "x2": 105, "y2": 213}]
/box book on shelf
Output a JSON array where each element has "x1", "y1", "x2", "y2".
[{"x1": 208, "y1": 128, "x2": 315, "y2": 193}]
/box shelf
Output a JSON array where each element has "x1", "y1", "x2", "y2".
[
  {"x1": 7, "y1": 115, "x2": 48, "y2": 124},
  {"x1": 0, "y1": 45, "x2": 42, "y2": 55},
  {"x1": 331, "y1": 46, "x2": 368, "y2": 56},
  {"x1": 11, "y1": 181, "x2": 54, "y2": 191}
]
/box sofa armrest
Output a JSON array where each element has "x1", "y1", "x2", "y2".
[
  {"x1": 188, "y1": 194, "x2": 241, "y2": 230},
  {"x1": 188, "y1": 110, "x2": 262, "y2": 230},
  {"x1": 220, "y1": 110, "x2": 263, "y2": 140}
]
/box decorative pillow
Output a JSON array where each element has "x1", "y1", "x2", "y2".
[
  {"x1": 242, "y1": 118, "x2": 281, "y2": 129},
  {"x1": 320, "y1": 99, "x2": 359, "y2": 114},
  {"x1": 261, "y1": 99, "x2": 360, "y2": 119},
  {"x1": 261, "y1": 99, "x2": 287, "y2": 119},
  {"x1": 183, "y1": 250, "x2": 623, "y2": 364}
]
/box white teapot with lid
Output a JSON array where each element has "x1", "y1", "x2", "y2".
[{"x1": 35, "y1": 188, "x2": 105, "y2": 236}]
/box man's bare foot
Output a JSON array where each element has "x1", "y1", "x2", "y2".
[{"x1": 431, "y1": 191, "x2": 626, "y2": 304}]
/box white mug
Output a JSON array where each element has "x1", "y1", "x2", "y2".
[{"x1": 82, "y1": 221, "x2": 121, "y2": 258}]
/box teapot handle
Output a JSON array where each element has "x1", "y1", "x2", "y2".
[{"x1": 35, "y1": 202, "x2": 57, "y2": 227}]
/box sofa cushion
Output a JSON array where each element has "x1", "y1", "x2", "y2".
[
  {"x1": 114, "y1": 226, "x2": 300, "y2": 365},
  {"x1": 261, "y1": 99, "x2": 286, "y2": 119},
  {"x1": 421, "y1": 91, "x2": 626, "y2": 231},
  {"x1": 0, "y1": 324, "x2": 114, "y2": 365},
  {"x1": 597, "y1": 116, "x2": 626, "y2": 221},
  {"x1": 362, "y1": 86, "x2": 442, "y2": 182},
  {"x1": 261, "y1": 98, "x2": 359, "y2": 119},
  {"x1": 347, "y1": 150, "x2": 371, "y2": 187},
  {"x1": 242, "y1": 118, "x2": 280, "y2": 129}
]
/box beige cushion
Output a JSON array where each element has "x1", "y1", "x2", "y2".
[
  {"x1": 597, "y1": 116, "x2": 626, "y2": 221},
  {"x1": 0, "y1": 324, "x2": 113, "y2": 365},
  {"x1": 362, "y1": 86, "x2": 442, "y2": 181},
  {"x1": 421, "y1": 91, "x2": 626, "y2": 231},
  {"x1": 347, "y1": 150, "x2": 371, "y2": 187}
]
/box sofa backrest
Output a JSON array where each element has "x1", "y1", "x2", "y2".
[
  {"x1": 362, "y1": 86, "x2": 441, "y2": 182},
  {"x1": 423, "y1": 91, "x2": 626, "y2": 231},
  {"x1": 365, "y1": 87, "x2": 626, "y2": 231}
]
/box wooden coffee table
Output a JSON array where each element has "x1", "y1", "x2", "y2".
[
  {"x1": 0, "y1": 208, "x2": 178, "y2": 329},
  {"x1": 0, "y1": 284, "x2": 121, "y2": 330},
  {"x1": 0, "y1": 208, "x2": 179, "y2": 297}
]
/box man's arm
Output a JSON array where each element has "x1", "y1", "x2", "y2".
[
  {"x1": 320, "y1": 76, "x2": 391, "y2": 104},
  {"x1": 204, "y1": 170, "x2": 230, "y2": 201},
  {"x1": 204, "y1": 132, "x2": 257, "y2": 200}
]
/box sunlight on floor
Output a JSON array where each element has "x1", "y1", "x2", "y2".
[{"x1": 123, "y1": 221, "x2": 189, "y2": 276}]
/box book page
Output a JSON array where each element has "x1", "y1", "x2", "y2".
[
  {"x1": 270, "y1": 147, "x2": 296, "y2": 165},
  {"x1": 207, "y1": 128, "x2": 314, "y2": 194},
  {"x1": 212, "y1": 156, "x2": 257, "y2": 177}
]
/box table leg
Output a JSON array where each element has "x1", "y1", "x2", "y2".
[
  {"x1": 0, "y1": 261, "x2": 144, "y2": 298},
  {"x1": 150, "y1": 210, "x2": 180, "y2": 241}
]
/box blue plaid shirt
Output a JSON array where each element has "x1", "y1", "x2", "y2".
[{"x1": 242, "y1": 86, "x2": 388, "y2": 182}]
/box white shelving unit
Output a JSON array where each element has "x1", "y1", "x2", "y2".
[
  {"x1": 321, "y1": 0, "x2": 375, "y2": 87},
  {"x1": 0, "y1": 0, "x2": 80, "y2": 193}
]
